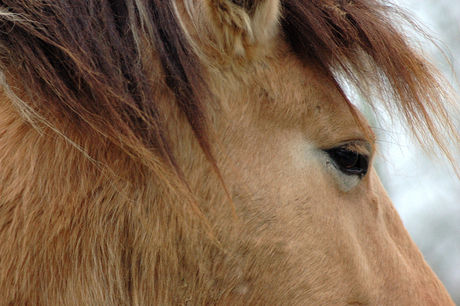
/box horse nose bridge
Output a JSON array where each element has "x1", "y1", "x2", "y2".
[
  {"x1": 344, "y1": 176, "x2": 454, "y2": 304},
  {"x1": 330, "y1": 211, "x2": 443, "y2": 304}
]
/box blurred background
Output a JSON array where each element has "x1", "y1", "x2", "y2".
[{"x1": 367, "y1": 0, "x2": 460, "y2": 303}]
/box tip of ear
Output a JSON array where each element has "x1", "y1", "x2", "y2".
[{"x1": 206, "y1": 0, "x2": 281, "y2": 60}]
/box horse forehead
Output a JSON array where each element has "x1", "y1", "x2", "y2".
[{"x1": 222, "y1": 51, "x2": 376, "y2": 148}]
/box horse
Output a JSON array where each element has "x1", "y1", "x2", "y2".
[{"x1": 0, "y1": 0, "x2": 457, "y2": 304}]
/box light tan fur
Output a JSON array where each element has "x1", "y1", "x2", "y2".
[
  {"x1": 176, "y1": 0, "x2": 280, "y2": 63},
  {"x1": 0, "y1": 0, "x2": 457, "y2": 305}
]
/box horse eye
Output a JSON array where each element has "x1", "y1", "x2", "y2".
[{"x1": 325, "y1": 147, "x2": 369, "y2": 177}]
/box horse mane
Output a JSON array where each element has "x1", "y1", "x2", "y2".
[
  {"x1": 282, "y1": 0, "x2": 459, "y2": 167},
  {"x1": 0, "y1": 0, "x2": 458, "y2": 190},
  {"x1": 0, "y1": 0, "x2": 209, "y2": 173}
]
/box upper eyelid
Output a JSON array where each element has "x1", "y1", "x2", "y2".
[{"x1": 325, "y1": 140, "x2": 373, "y2": 157}]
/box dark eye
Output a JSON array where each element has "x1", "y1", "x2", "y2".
[{"x1": 325, "y1": 147, "x2": 369, "y2": 177}]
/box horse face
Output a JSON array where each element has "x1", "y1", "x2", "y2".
[
  {"x1": 174, "y1": 0, "x2": 454, "y2": 304},
  {"x1": 0, "y1": 0, "x2": 455, "y2": 304}
]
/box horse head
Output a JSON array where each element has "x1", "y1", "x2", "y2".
[{"x1": 0, "y1": 0, "x2": 457, "y2": 304}]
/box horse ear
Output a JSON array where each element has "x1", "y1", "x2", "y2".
[{"x1": 204, "y1": 0, "x2": 280, "y2": 58}]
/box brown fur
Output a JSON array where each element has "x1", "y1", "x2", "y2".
[{"x1": 0, "y1": 0, "x2": 457, "y2": 304}]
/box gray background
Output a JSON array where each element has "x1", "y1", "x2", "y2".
[{"x1": 369, "y1": 0, "x2": 460, "y2": 303}]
